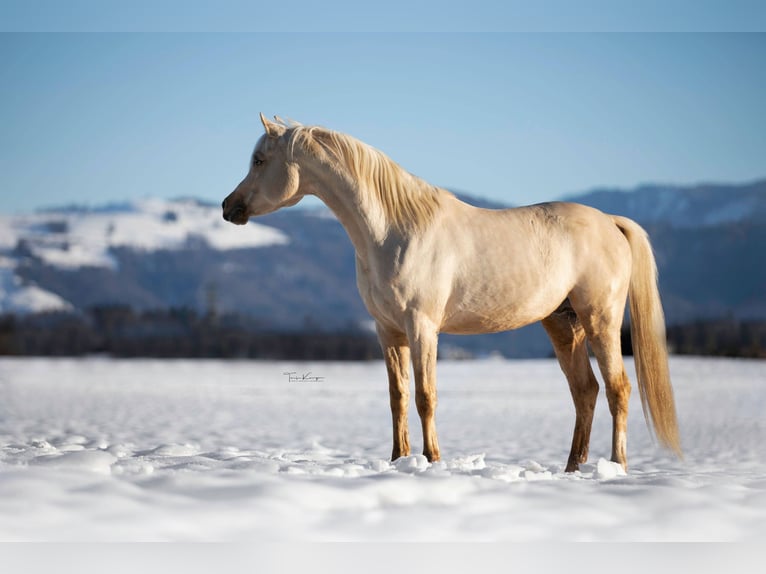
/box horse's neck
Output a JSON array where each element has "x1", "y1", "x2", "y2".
[{"x1": 304, "y1": 161, "x2": 391, "y2": 257}]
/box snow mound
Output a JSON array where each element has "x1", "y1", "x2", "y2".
[
  {"x1": 146, "y1": 443, "x2": 200, "y2": 457},
  {"x1": 446, "y1": 453, "x2": 486, "y2": 471},
  {"x1": 393, "y1": 454, "x2": 430, "y2": 473},
  {"x1": 30, "y1": 451, "x2": 117, "y2": 475},
  {"x1": 595, "y1": 458, "x2": 628, "y2": 479}
]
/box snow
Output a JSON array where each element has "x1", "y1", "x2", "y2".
[
  {"x1": 4, "y1": 198, "x2": 289, "y2": 270},
  {"x1": 0, "y1": 198, "x2": 288, "y2": 313},
  {"x1": 0, "y1": 356, "x2": 764, "y2": 541},
  {"x1": 702, "y1": 196, "x2": 759, "y2": 226},
  {"x1": 0, "y1": 259, "x2": 73, "y2": 313}
]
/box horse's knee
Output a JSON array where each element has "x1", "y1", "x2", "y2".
[
  {"x1": 415, "y1": 391, "x2": 436, "y2": 419},
  {"x1": 389, "y1": 384, "x2": 409, "y2": 403}
]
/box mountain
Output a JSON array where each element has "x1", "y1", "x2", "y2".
[
  {"x1": 0, "y1": 198, "x2": 367, "y2": 331},
  {"x1": 1, "y1": 181, "x2": 764, "y2": 357},
  {"x1": 563, "y1": 180, "x2": 766, "y2": 228},
  {"x1": 564, "y1": 180, "x2": 766, "y2": 323}
]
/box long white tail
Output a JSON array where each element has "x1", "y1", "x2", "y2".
[{"x1": 614, "y1": 216, "x2": 682, "y2": 456}]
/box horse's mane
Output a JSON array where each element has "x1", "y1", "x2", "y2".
[{"x1": 285, "y1": 121, "x2": 450, "y2": 232}]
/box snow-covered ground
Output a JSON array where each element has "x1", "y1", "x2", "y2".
[{"x1": 0, "y1": 356, "x2": 763, "y2": 541}]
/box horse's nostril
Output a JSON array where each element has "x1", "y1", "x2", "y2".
[
  {"x1": 223, "y1": 202, "x2": 246, "y2": 223},
  {"x1": 221, "y1": 199, "x2": 227, "y2": 210}
]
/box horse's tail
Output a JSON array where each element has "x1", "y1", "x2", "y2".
[{"x1": 613, "y1": 216, "x2": 682, "y2": 457}]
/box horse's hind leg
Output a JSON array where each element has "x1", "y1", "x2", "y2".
[
  {"x1": 577, "y1": 304, "x2": 632, "y2": 470},
  {"x1": 377, "y1": 324, "x2": 411, "y2": 460},
  {"x1": 542, "y1": 304, "x2": 600, "y2": 472}
]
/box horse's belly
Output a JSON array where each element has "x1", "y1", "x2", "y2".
[
  {"x1": 440, "y1": 306, "x2": 543, "y2": 335},
  {"x1": 440, "y1": 271, "x2": 571, "y2": 335}
]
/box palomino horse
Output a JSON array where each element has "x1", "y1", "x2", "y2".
[{"x1": 222, "y1": 115, "x2": 681, "y2": 471}]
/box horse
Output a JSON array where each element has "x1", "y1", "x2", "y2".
[{"x1": 221, "y1": 114, "x2": 681, "y2": 472}]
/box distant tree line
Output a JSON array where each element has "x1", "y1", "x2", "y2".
[
  {"x1": 1, "y1": 308, "x2": 764, "y2": 360},
  {"x1": 621, "y1": 318, "x2": 766, "y2": 359},
  {"x1": 0, "y1": 306, "x2": 382, "y2": 360}
]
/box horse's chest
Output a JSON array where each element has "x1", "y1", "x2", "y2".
[
  {"x1": 356, "y1": 263, "x2": 400, "y2": 318},
  {"x1": 354, "y1": 257, "x2": 421, "y2": 327}
]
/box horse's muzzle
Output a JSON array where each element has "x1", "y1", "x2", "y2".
[{"x1": 222, "y1": 200, "x2": 249, "y2": 225}]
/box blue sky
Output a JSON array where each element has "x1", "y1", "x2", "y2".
[{"x1": 1, "y1": 32, "x2": 765, "y2": 213}]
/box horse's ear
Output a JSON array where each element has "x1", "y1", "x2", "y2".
[{"x1": 260, "y1": 112, "x2": 282, "y2": 138}]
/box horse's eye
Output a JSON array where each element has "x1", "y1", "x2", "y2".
[{"x1": 253, "y1": 157, "x2": 264, "y2": 167}]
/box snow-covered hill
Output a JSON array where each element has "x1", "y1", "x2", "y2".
[
  {"x1": 0, "y1": 198, "x2": 288, "y2": 313},
  {"x1": 566, "y1": 179, "x2": 766, "y2": 228},
  {"x1": 0, "y1": 258, "x2": 72, "y2": 314}
]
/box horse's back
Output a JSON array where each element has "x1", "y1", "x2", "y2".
[
  {"x1": 450, "y1": 199, "x2": 630, "y2": 276},
  {"x1": 496, "y1": 200, "x2": 632, "y2": 265}
]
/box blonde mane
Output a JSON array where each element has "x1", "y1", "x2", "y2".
[{"x1": 286, "y1": 122, "x2": 450, "y2": 232}]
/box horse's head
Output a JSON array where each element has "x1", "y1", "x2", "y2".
[{"x1": 222, "y1": 114, "x2": 304, "y2": 225}]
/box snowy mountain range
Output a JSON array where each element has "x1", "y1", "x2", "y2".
[
  {"x1": 0, "y1": 198, "x2": 288, "y2": 315},
  {"x1": 1, "y1": 179, "x2": 764, "y2": 354},
  {"x1": 570, "y1": 179, "x2": 766, "y2": 326},
  {"x1": 565, "y1": 179, "x2": 766, "y2": 228}
]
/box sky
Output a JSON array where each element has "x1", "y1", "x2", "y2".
[{"x1": 1, "y1": 32, "x2": 765, "y2": 213}]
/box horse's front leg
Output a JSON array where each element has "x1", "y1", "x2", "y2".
[
  {"x1": 377, "y1": 324, "x2": 411, "y2": 460},
  {"x1": 406, "y1": 315, "x2": 441, "y2": 462}
]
